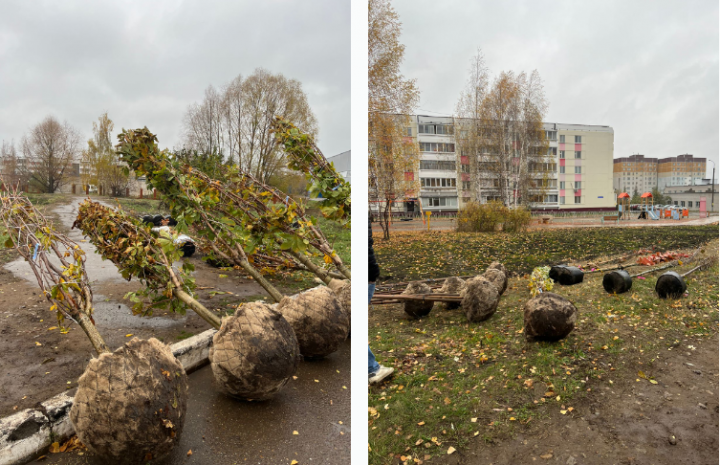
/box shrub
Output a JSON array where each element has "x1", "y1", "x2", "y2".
[{"x1": 456, "y1": 201, "x2": 531, "y2": 233}]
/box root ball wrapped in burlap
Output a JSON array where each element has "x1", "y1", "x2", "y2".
[
  {"x1": 461, "y1": 276, "x2": 500, "y2": 322},
  {"x1": 328, "y1": 279, "x2": 351, "y2": 321},
  {"x1": 402, "y1": 281, "x2": 434, "y2": 318},
  {"x1": 278, "y1": 286, "x2": 349, "y2": 358},
  {"x1": 435, "y1": 277, "x2": 466, "y2": 310},
  {"x1": 523, "y1": 292, "x2": 578, "y2": 341},
  {"x1": 69, "y1": 338, "x2": 188, "y2": 464},
  {"x1": 209, "y1": 302, "x2": 300, "y2": 400},
  {"x1": 483, "y1": 268, "x2": 507, "y2": 295}
]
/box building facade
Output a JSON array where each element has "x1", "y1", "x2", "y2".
[
  {"x1": 663, "y1": 183, "x2": 717, "y2": 211},
  {"x1": 657, "y1": 154, "x2": 706, "y2": 190},
  {"x1": 406, "y1": 115, "x2": 615, "y2": 213},
  {"x1": 613, "y1": 155, "x2": 658, "y2": 194}
]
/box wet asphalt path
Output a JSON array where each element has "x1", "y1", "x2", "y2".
[{"x1": 28, "y1": 340, "x2": 351, "y2": 465}]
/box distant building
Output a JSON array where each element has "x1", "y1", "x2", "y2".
[
  {"x1": 613, "y1": 154, "x2": 658, "y2": 194},
  {"x1": 657, "y1": 154, "x2": 706, "y2": 190},
  {"x1": 327, "y1": 150, "x2": 350, "y2": 184},
  {"x1": 663, "y1": 184, "x2": 717, "y2": 211}
]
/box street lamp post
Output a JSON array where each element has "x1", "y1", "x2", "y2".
[{"x1": 709, "y1": 160, "x2": 715, "y2": 214}]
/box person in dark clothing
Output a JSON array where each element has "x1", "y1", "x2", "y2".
[{"x1": 368, "y1": 221, "x2": 393, "y2": 384}]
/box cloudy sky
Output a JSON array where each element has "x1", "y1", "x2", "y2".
[
  {"x1": 0, "y1": 0, "x2": 349, "y2": 156},
  {"x1": 394, "y1": 0, "x2": 719, "y2": 177}
]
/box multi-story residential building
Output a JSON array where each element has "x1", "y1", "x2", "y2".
[
  {"x1": 657, "y1": 154, "x2": 706, "y2": 190},
  {"x1": 408, "y1": 115, "x2": 615, "y2": 213},
  {"x1": 613, "y1": 154, "x2": 707, "y2": 195},
  {"x1": 613, "y1": 155, "x2": 658, "y2": 194}
]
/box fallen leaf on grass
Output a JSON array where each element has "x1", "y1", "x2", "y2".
[
  {"x1": 417, "y1": 421, "x2": 425, "y2": 426},
  {"x1": 447, "y1": 446, "x2": 456, "y2": 455},
  {"x1": 187, "y1": 449, "x2": 192, "y2": 456}
]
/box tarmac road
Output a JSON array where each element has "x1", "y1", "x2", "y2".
[{"x1": 27, "y1": 340, "x2": 351, "y2": 465}]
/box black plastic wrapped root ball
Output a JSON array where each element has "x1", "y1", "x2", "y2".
[
  {"x1": 277, "y1": 286, "x2": 349, "y2": 358},
  {"x1": 402, "y1": 281, "x2": 434, "y2": 318},
  {"x1": 69, "y1": 338, "x2": 188, "y2": 464},
  {"x1": 461, "y1": 276, "x2": 500, "y2": 322},
  {"x1": 436, "y1": 276, "x2": 465, "y2": 310},
  {"x1": 602, "y1": 270, "x2": 633, "y2": 294},
  {"x1": 549, "y1": 265, "x2": 584, "y2": 285},
  {"x1": 210, "y1": 302, "x2": 300, "y2": 401},
  {"x1": 524, "y1": 292, "x2": 578, "y2": 341},
  {"x1": 655, "y1": 271, "x2": 687, "y2": 299}
]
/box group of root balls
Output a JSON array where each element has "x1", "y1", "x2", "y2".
[
  {"x1": 69, "y1": 281, "x2": 350, "y2": 465},
  {"x1": 399, "y1": 262, "x2": 577, "y2": 342}
]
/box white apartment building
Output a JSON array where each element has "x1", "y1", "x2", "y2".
[{"x1": 404, "y1": 115, "x2": 615, "y2": 213}]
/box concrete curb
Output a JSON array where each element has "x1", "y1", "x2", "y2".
[{"x1": 0, "y1": 329, "x2": 216, "y2": 465}]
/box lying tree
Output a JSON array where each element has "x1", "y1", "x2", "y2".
[
  {"x1": 74, "y1": 200, "x2": 302, "y2": 399},
  {"x1": 273, "y1": 116, "x2": 351, "y2": 225},
  {"x1": 116, "y1": 128, "x2": 349, "y2": 296},
  {"x1": 73, "y1": 199, "x2": 221, "y2": 328},
  {"x1": 0, "y1": 192, "x2": 187, "y2": 464}
]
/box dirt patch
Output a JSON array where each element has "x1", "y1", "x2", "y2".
[{"x1": 436, "y1": 338, "x2": 718, "y2": 465}]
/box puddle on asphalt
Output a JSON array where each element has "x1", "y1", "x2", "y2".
[{"x1": 92, "y1": 296, "x2": 186, "y2": 330}]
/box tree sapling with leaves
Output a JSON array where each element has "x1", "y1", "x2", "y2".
[{"x1": 0, "y1": 192, "x2": 187, "y2": 464}]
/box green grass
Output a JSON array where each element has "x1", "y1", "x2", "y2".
[
  {"x1": 369, "y1": 231, "x2": 718, "y2": 465},
  {"x1": 373, "y1": 225, "x2": 718, "y2": 282},
  {"x1": 112, "y1": 198, "x2": 169, "y2": 216}
]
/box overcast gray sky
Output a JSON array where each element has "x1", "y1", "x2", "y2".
[
  {"x1": 0, "y1": 0, "x2": 349, "y2": 156},
  {"x1": 394, "y1": 0, "x2": 719, "y2": 177}
]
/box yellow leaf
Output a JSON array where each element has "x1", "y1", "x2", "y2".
[
  {"x1": 35, "y1": 342, "x2": 42, "y2": 346},
  {"x1": 447, "y1": 446, "x2": 456, "y2": 454},
  {"x1": 638, "y1": 371, "x2": 646, "y2": 379},
  {"x1": 125, "y1": 334, "x2": 133, "y2": 338},
  {"x1": 417, "y1": 421, "x2": 425, "y2": 426},
  {"x1": 649, "y1": 379, "x2": 658, "y2": 385},
  {"x1": 48, "y1": 327, "x2": 57, "y2": 331},
  {"x1": 293, "y1": 431, "x2": 299, "y2": 435},
  {"x1": 291, "y1": 461, "x2": 299, "y2": 465},
  {"x1": 219, "y1": 274, "x2": 228, "y2": 278},
  {"x1": 49, "y1": 442, "x2": 60, "y2": 453},
  {"x1": 323, "y1": 255, "x2": 332, "y2": 264}
]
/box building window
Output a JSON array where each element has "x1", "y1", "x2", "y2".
[
  {"x1": 559, "y1": 196, "x2": 565, "y2": 205},
  {"x1": 574, "y1": 151, "x2": 581, "y2": 159},
  {"x1": 559, "y1": 181, "x2": 565, "y2": 190},
  {"x1": 681, "y1": 201, "x2": 685, "y2": 207},
  {"x1": 696, "y1": 201, "x2": 700, "y2": 207},
  {"x1": 420, "y1": 177, "x2": 456, "y2": 188},
  {"x1": 547, "y1": 147, "x2": 557, "y2": 156},
  {"x1": 420, "y1": 160, "x2": 456, "y2": 170},
  {"x1": 462, "y1": 181, "x2": 471, "y2": 190},
  {"x1": 418, "y1": 124, "x2": 454, "y2": 135},
  {"x1": 461, "y1": 164, "x2": 470, "y2": 173},
  {"x1": 575, "y1": 181, "x2": 581, "y2": 189},
  {"x1": 422, "y1": 197, "x2": 458, "y2": 207},
  {"x1": 559, "y1": 150, "x2": 565, "y2": 159},
  {"x1": 575, "y1": 166, "x2": 581, "y2": 174},
  {"x1": 419, "y1": 142, "x2": 455, "y2": 153},
  {"x1": 559, "y1": 166, "x2": 565, "y2": 174},
  {"x1": 575, "y1": 196, "x2": 581, "y2": 204},
  {"x1": 574, "y1": 135, "x2": 582, "y2": 143},
  {"x1": 545, "y1": 194, "x2": 558, "y2": 203},
  {"x1": 559, "y1": 135, "x2": 565, "y2": 143},
  {"x1": 405, "y1": 127, "x2": 412, "y2": 137}
]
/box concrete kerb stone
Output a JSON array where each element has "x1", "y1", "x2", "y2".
[{"x1": 0, "y1": 328, "x2": 216, "y2": 465}]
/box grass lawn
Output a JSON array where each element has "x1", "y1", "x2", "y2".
[
  {"x1": 368, "y1": 228, "x2": 718, "y2": 465},
  {"x1": 373, "y1": 225, "x2": 718, "y2": 282}
]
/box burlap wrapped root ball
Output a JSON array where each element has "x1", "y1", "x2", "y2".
[
  {"x1": 435, "y1": 276, "x2": 466, "y2": 310},
  {"x1": 70, "y1": 338, "x2": 188, "y2": 464},
  {"x1": 486, "y1": 262, "x2": 509, "y2": 294},
  {"x1": 483, "y1": 268, "x2": 507, "y2": 296},
  {"x1": 461, "y1": 276, "x2": 500, "y2": 322},
  {"x1": 523, "y1": 292, "x2": 578, "y2": 341},
  {"x1": 328, "y1": 279, "x2": 351, "y2": 321},
  {"x1": 278, "y1": 286, "x2": 349, "y2": 358},
  {"x1": 402, "y1": 281, "x2": 434, "y2": 318},
  {"x1": 209, "y1": 302, "x2": 300, "y2": 400}
]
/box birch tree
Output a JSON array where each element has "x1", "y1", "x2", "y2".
[{"x1": 368, "y1": 0, "x2": 420, "y2": 239}]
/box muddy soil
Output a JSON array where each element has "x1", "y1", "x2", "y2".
[
  {"x1": 0, "y1": 197, "x2": 280, "y2": 417},
  {"x1": 435, "y1": 338, "x2": 718, "y2": 465}
]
